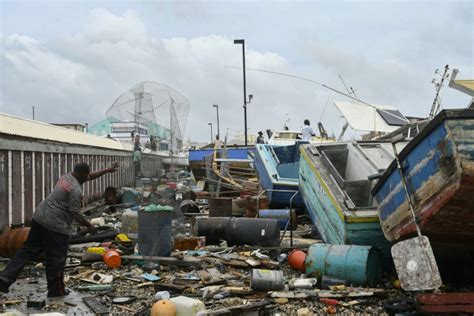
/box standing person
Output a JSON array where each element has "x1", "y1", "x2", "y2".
[
  {"x1": 0, "y1": 162, "x2": 119, "y2": 297},
  {"x1": 133, "y1": 146, "x2": 142, "y2": 177},
  {"x1": 301, "y1": 119, "x2": 316, "y2": 142},
  {"x1": 133, "y1": 134, "x2": 140, "y2": 150},
  {"x1": 256, "y1": 131, "x2": 265, "y2": 144}
]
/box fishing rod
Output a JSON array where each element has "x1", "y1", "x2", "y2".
[{"x1": 225, "y1": 66, "x2": 407, "y2": 123}]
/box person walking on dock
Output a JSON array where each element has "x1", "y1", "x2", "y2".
[
  {"x1": 0, "y1": 162, "x2": 119, "y2": 298},
  {"x1": 301, "y1": 119, "x2": 316, "y2": 141}
]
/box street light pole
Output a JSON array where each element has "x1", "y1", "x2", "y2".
[
  {"x1": 208, "y1": 122, "x2": 213, "y2": 144},
  {"x1": 212, "y1": 104, "x2": 220, "y2": 139},
  {"x1": 234, "y1": 39, "x2": 248, "y2": 146}
]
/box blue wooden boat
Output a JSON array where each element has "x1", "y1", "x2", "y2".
[
  {"x1": 189, "y1": 147, "x2": 253, "y2": 162},
  {"x1": 254, "y1": 143, "x2": 305, "y2": 208},
  {"x1": 188, "y1": 147, "x2": 254, "y2": 180},
  {"x1": 299, "y1": 141, "x2": 401, "y2": 257},
  {"x1": 372, "y1": 109, "x2": 474, "y2": 244}
]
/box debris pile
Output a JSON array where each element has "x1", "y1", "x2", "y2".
[{"x1": 0, "y1": 164, "x2": 473, "y2": 315}]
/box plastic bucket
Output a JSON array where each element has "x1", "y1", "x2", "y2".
[
  {"x1": 103, "y1": 250, "x2": 121, "y2": 268},
  {"x1": 138, "y1": 211, "x2": 173, "y2": 257},
  {"x1": 250, "y1": 269, "x2": 285, "y2": 291}
]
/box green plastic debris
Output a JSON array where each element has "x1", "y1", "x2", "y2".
[
  {"x1": 144, "y1": 204, "x2": 174, "y2": 212},
  {"x1": 77, "y1": 285, "x2": 113, "y2": 291}
]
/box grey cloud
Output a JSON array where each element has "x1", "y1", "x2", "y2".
[{"x1": 2, "y1": 8, "x2": 312, "y2": 141}]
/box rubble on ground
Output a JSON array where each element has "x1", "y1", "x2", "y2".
[{"x1": 0, "y1": 175, "x2": 471, "y2": 316}]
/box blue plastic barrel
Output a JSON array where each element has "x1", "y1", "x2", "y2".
[
  {"x1": 258, "y1": 209, "x2": 296, "y2": 230},
  {"x1": 305, "y1": 244, "x2": 382, "y2": 287}
]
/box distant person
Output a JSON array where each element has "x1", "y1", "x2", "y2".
[
  {"x1": 131, "y1": 131, "x2": 135, "y2": 141},
  {"x1": 214, "y1": 135, "x2": 222, "y2": 149},
  {"x1": 256, "y1": 131, "x2": 265, "y2": 144},
  {"x1": 133, "y1": 134, "x2": 140, "y2": 151},
  {"x1": 301, "y1": 119, "x2": 316, "y2": 141},
  {"x1": 133, "y1": 146, "x2": 142, "y2": 177},
  {"x1": 150, "y1": 135, "x2": 157, "y2": 151},
  {"x1": 0, "y1": 162, "x2": 118, "y2": 297}
]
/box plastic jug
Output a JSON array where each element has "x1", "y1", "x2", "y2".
[
  {"x1": 121, "y1": 209, "x2": 138, "y2": 239},
  {"x1": 169, "y1": 296, "x2": 205, "y2": 316}
]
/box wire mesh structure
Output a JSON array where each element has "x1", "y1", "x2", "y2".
[{"x1": 106, "y1": 81, "x2": 190, "y2": 151}]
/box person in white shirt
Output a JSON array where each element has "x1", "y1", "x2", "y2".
[{"x1": 301, "y1": 119, "x2": 316, "y2": 141}]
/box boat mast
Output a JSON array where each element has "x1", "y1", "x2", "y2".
[
  {"x1": 429, "y1": 65, "x2": 450, "y2": 119},
  {"x1": 337, "y1": 74, "x2": 359, "y2": 140}
]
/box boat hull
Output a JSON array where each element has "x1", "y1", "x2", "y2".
[
  {"x1": 373, "y1": 109, "x2": 474, "y2": 244},
  {"x1": 254, "y1": 144, "x2": 304, "y2": 208},
  {"x1": 299, "y1": 147, "x2": 391, "y2": 258}
]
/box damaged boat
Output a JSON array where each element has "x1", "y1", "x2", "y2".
[
  {"x1": 254, "y1": 143, "x2": 305, "y2": 208},
  {"x1": 298, "y1": 141, "x2": 406, "y2": 256},
  {"x1": 372, "y1": 108, "x2": 474, "y2": 244}
]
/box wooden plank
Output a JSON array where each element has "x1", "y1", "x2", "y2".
[
  {"x1": 99, "y1": 155, "x2": 104, "y2": 195},
  {"x1": 92, "y1": 155, "x2": 96, "y2": 198},
  {"x1": 416, "y1": 292, "x2": 474, "y2": 305},
  {"x1": 23, "y1": 152, "x2": 33, "y2": 221},
  {"x1": 44, "y1": 153, "x2": 51, "y2": 198},
  {"x1": 11, "y1": 151, "x2": 22, "y2": 225},
  {"x1": 60, "y1": 153, "x2": 66, "y2": 177},
  {"x1": 34, "y1": 152, "x2": 43, "y2": 207},
  {"x1": 0, "y1": 151, "x2": 9, "y2": 229},
  {"x1": 85, "y1": 155, "x2": 91, "y2": 198},
  {"x1": 67, "y1": 154, "x2": 73, "y2": 173}
]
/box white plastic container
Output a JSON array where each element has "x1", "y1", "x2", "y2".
[
  {"x1": 289, "y1": 278, "x2": 318, "y2": 289},
  {"x1": 90, "y1": 217, "x2": 105, "y2": 226},
  {"x1": 121, "y1": 209, "x2": 138, "y2": 239},
  {"x1": 169, "y1": 296, "x2": 205, "y2": 316}
]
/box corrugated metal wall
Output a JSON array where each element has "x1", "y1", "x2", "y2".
[{"x1": 0, "y1": 137, "x2": 164, "y2": 229}]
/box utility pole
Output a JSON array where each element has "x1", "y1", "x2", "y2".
[
  {"x1": 234, "y1": 39, "x2": 248, "y2": 146},
  {"x1": 213, "y1": 104, "x2": 220, "y2": 138}
]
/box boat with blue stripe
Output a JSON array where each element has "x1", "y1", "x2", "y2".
[
  {"x1": 372, "y1": 109, "x2": 474, "y2": 244},
  {"x1": 299, "y1": 141, "x2": 402, "y2": 260},
  {"x1": 254, "y1": 143, "x2": 305, "y2": 208}
]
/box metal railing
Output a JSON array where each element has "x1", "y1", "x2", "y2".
[{"x1": 255, "y1": 188, "x2": 300, "y2": 246}]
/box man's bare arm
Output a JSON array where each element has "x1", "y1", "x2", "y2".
[{"x1": 87, "y1": 162, "x2": 119, "y2": 182}]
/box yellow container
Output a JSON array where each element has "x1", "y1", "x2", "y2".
[
  {"x1": 116, "y1": 233, "x2": 131, "y2": 243},
  {"x1": 87, "y1": 247, "x2": 106, "y2": 255}
]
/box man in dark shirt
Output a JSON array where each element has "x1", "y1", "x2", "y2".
[{"x1": 0, "y1": 162, "x2": 118, "y2": 297}]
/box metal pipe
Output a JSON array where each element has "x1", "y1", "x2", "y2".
[
  {"x1": 213, "y1": 104, "x2": 220, "y2": 139},
  {"x1": 391, "y1": 137, "x2": 421, "y2": 237},
  {"x1": 255, "y1": 188, "x2": 298, "y2": 215},
  {"x1": 255, "y1": 188, "x2": 298, "y2": 246},
  {"x1": 288, "y1": 191, "x2": 299, "y2": 247},
  {"x1": 208, "y1": 122, "x2": 213, "y2": 144}
]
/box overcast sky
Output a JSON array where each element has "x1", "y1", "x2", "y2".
[{"x1": 1, "y1": 0, "x2": 472, "y2": 142}]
